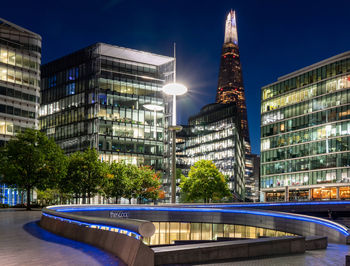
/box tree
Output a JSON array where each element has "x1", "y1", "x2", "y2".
[
  {"x1": 100, "y1": 161, "x2": 163, "y2": 204},
  {"x1": 136, "y1": 166, "x2": 162, "y2": 203},
  {"x1": 37, "y1": 188, "x2": 73, "y2": 206},
  {"x1": 122, "y1": 164, "x2": 140, "y2": 204},
  {"x1": 180, "y1": 160, "x2": 231, "y2": 203},
  {"x1": 0, "y1": 129, "x2": 67, "y2": 210},
  {"x1": 100, "y1": 161, "x2": 127, "y2": 203},
  {"x1": 37, "y1": 188, "x2": 58, "y2": 206},
  {"x1": 62, "y1": 148, "x2": 105, "y2": 204},
  {"x1": 59, "y1": 151, "x2": 83, "y2": 203},
  {"x1": 0, "y1": 186, "x2": 4, "y2": 202}
]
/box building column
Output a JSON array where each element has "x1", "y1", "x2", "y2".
[
  {"x1": 308, "y1": 189, "x2": 312, "y2": 201},
  {"x1": 336, "y1": 187, "x2": 340, "y2": 200},
  {"x1": 285, "y1": 186, "x2": 289, "y2": 202}
]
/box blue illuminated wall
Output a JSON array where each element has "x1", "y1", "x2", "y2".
[{"x1": 0, "y1": 184, "x2": 24, "y2": 206}]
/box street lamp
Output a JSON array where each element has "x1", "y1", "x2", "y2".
[
  {"x1": 162, "y1": 82, "x2": 188, "y2": 204},
  {"x1": 143, "y1": 104, "x2": 163, "y2": 139},
  {"x1": 162, "y1": 83, "x2": 187, "y2": 126}
]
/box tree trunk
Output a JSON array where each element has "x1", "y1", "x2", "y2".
[
  {"x1": 26, "y1": 187, "x2": 31, "y2": 211},
  {"x1": 88, "y1": 192, "x2": 91, "y2": 204},
  {"x1": 129, "y1": 198, "x2": 131, "y2": 204},
  {"x1": 21, "y1": 190, "x2": 24, "y2": 205}
]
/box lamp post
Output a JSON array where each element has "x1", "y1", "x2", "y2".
[
  {"x1": 162, "y1": 83, "x2": 187, "y2": 203},
  {"x1": 143, "y1": 104, "x2": 163, "y2": 139}
]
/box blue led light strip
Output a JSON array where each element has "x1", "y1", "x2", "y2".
[
  {"x1": 42, "y1": 213, "x2": 141, "y2": 240},
  {"x1": 50, "y1": 205, "x2": 350, "y2": 237},
  {"x1": 190, "y1": 200, "x2": 350, "y2": 208}
]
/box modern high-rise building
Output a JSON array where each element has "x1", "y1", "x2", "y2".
[
  {"x1": 177, "y1": 103, "x2": 246, "y2": 200},
  {"x1": 245, "y1": 154, "x2": 260, "y2": 201},
  {"x1": 260, "y1": 51, "x2": 350, "y2": 201},
  {"x1": 216, "y1": 10, "x2": 259, "y2": 201},
  {"x1": 177, "y1": 10, "x2": 249, "y2": 201},
  {"x1": 40, "y1": 43, "x2": 174, "y2": 201},
  {"x1": 216, "y1": 10, "x2": 250, "y2": 149},
  {"x1": 175, "y1": 10, "x2": 251, "y2": 201},
  {"x1": 0, "y1": 18, "x2": 41, "y2": 205}
]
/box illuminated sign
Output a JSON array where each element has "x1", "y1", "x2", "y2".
[{"x1": 110, "y1": 210, "x2": 129, "y2": 218}]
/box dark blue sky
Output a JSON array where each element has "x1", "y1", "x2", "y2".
[{"x1": 3, "y1": 0, "x2": 350, "y2": 154}]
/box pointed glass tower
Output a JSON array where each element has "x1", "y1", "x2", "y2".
[{"x1": 216, "y1": 10, "x2": 250, "y2": 152}]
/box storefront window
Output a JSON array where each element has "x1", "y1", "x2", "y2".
[
  {"x1": 289, "y1": 190, "x2": 309, "y2": 201},
  {"x1": 340, "y1": 187, "x2": 350, "y2": 199},
  {"x1": 143, "y1": 222, "x2": 296, "y2": 245},
  {"x1": 266, "y1": 192, "x2": 285, "y2": 202},
  {"x1": 312, "y1": 187, "x2": 337, "y2": 200}
]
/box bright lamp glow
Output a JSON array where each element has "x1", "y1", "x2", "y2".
[
  {"x1": 143, "y1": 104, "x2": 163, "y2": 111},
  {"x1": 162, "y1": 83, "x2": 188, "y2": 96}
]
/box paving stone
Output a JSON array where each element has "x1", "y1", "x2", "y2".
[
  {"x1": 194, "y1": 242, "x2": 350, "y2": 265},
  {"x1": 0, "y1": 209, "x2": 124, "y2": 265}
]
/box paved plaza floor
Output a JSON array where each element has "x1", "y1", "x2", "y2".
[
  {"x1": 0, "y1": 209, "x2": 349, "y2": 265},
  {"x1": 195, "y1": 243, "x2": 350, "y2": 266},
  {"x1": 0, "y1": 209, "x2": 124, "y2": 265}
]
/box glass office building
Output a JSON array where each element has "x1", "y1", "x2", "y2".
[
  {"x1": 245, "y1": 154, "x2": 260, "y2": 201},
  {"x1": 40, "y1": 43, "x2": 174, "y2": 199},
  {"x1": 0, "y1": 18, "x2": 41, "y2": 205},
  {"x1": 261, "y1": 51, "x2": 350, "y2": 201},
  {"x1": 178, "y1": 103, "x2": 245, "y2": 200}
]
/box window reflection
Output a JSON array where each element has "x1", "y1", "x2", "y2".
[{"x1": 143, "y1": 222, "x2": 296, "y2": 245}]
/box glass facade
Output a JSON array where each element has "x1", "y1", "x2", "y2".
[
  {"x1": 177, "y1": 103, "x2": 245, "y2": 200},
  {"x1": 40, "y1": 43, "x2": 174, "y2": 199},
  {"x1": 0, "y1": 18, "x2": 41, "y2": 205},
  {"x1": 260, "y1": 51, "x2": 350, "y2": 201},
  {"x1": 143, "y1": 221, "x2": 296, "y2": 245},
  {"x1": 0, "y1": 184, "x2": 27, "y2": 206},
  {"x1": 245, "y1": 154, "x2": 260, "y2": 201}
]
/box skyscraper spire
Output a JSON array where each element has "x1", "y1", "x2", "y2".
[
  {"x1": 216, "y1": 10, "x2": 250, "y2": 152},
  {"x1": 224, "y1": 10, "x2": 238, "y2": 45}
]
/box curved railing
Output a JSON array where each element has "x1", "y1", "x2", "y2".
[
  {"x1": 183, "y1": 200, "x2": 350, "y2": 208},
  {"x1": 46, "y1": 204, "x2": 350, "y2": 244},
  {"x1": 40, "y1": 205, "x2": 156, "y2": 266},
  {"x1": 43, "y1": 206, "x2": 155, "y2": 239},
  {"x1": 40, "y1": 204, "x2": 350, "y2": 265}
]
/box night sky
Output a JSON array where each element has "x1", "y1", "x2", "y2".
[{"x1": 2, "y1": 0, "x2": 350, "y2": 154}]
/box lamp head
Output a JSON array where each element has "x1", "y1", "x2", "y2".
[
  {"x1": 143, "y1": 104, "x2": 163, "y2": 111},
  {"x1": 162, "y1": 83, "x2": 188, "y2": 96}
]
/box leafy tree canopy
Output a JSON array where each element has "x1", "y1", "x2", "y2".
[
  {"x1": 62, "y1": 148, "x2": 105, "y2": 203},
  {"x1": 180, "y1": 160, "x2": 231, "y2": 203},
  {"x1": 136, "y1": 166, "x2": 162, "y2": 202},
  {"x1": 100, "y1": 162, "x2": 163, "y2": 204},
  {"x1": 100, "y1": 161, "x2": 128, "y2": 202},
  {"x1": 0, "y1": 129, "x2": 67, "y2": 209}
]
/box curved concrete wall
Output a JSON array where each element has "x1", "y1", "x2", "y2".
[
  {"x1": 47, "y1": 205, "x2": 350, "y2": 244},
  {"x1": 43, "y1": 207, "x2": 155, "y2": 238},
  {"x1": 40, "y1": 207, "x2": 155, "y2": 266}
]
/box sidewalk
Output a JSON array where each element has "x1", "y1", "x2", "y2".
[{"x1": 0, "y1": 210, "x2": 123, "y2": 265}]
